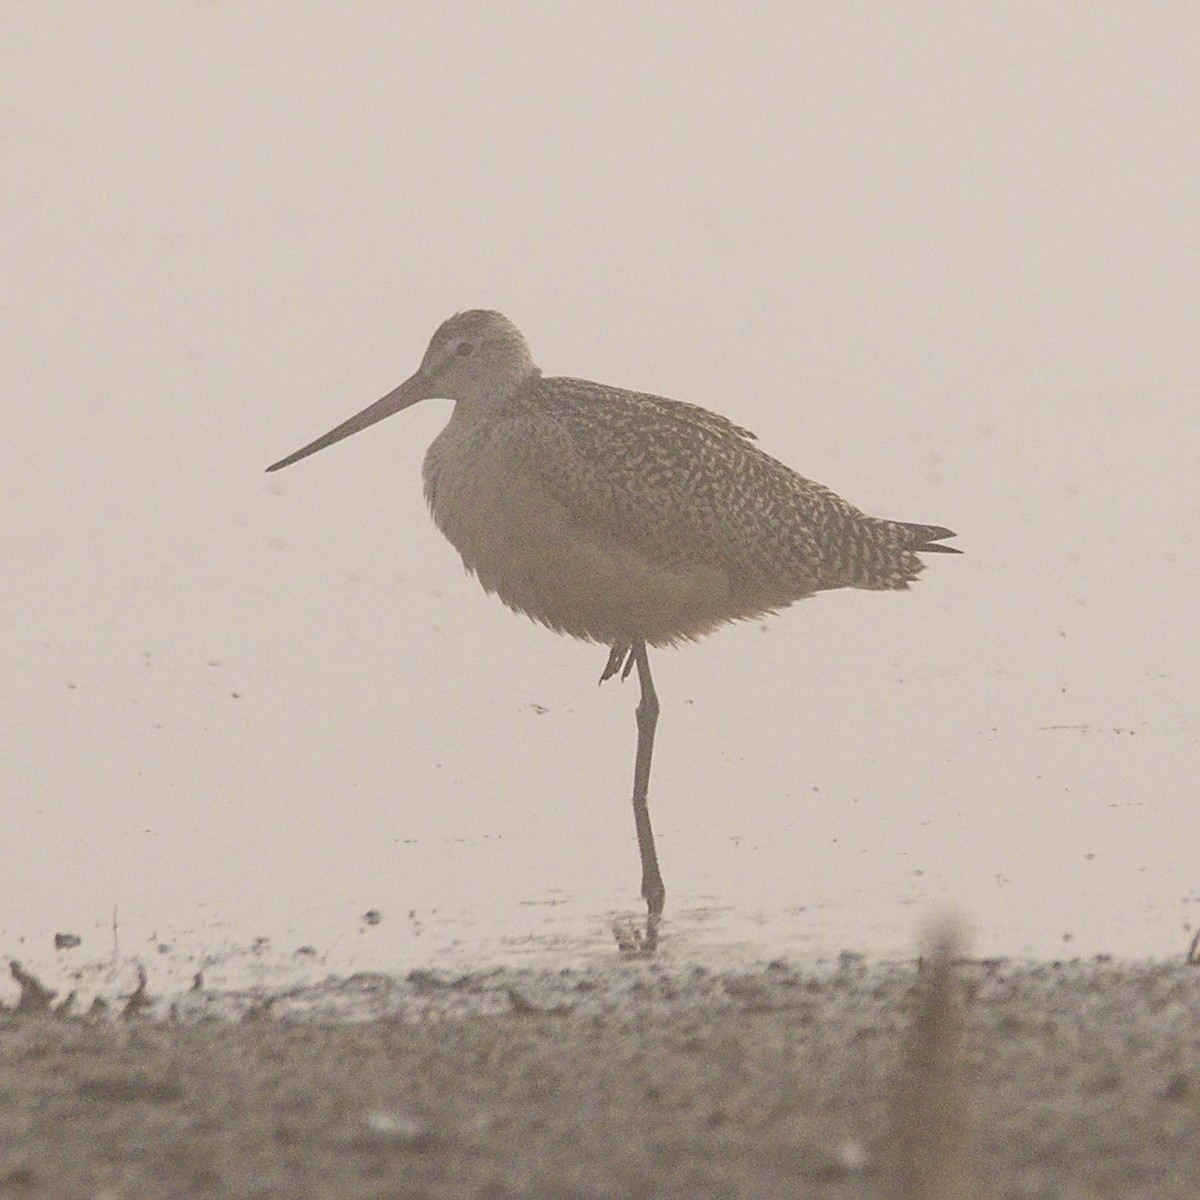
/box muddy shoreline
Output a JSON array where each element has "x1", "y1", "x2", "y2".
[{"x1": 2, "y1": 955, "x2": 1198, "y2": 1198}]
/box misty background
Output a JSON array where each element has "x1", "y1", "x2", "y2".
[{"x1": 3, "y1": 4, "x2": 1196, "y2": 996}]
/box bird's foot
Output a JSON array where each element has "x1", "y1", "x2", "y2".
[
  {"x1": 611, "y1": 912, "x2": 660, "y2": 957},
  {"x1": 599, "y1": 644, "x2": 636, "y2": 684}
]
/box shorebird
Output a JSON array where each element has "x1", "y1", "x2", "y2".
[{"x1": 267, "y1": 310, "x2": 958, "y2": 950}]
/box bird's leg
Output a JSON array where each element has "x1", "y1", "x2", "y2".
[
  {"x1": 600, "y1": 640, "x2": 664, "y2": 954},
  {"x1": 628, "y1": 639, "x2": 665, "y2": 951}
]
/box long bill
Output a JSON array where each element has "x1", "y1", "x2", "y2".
[{"x1": 265, "y1": 370, "x2": 432, "y2": 472}]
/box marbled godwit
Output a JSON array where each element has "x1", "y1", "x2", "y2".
[{"x1": 267, "y1": 310, "x2": 958, "y2": 949}]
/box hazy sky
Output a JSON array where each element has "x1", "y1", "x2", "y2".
[{"x1": 4, "y1": 4, "x2": 1197, "y2": 986}]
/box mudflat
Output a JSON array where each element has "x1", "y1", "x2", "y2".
[{"x1": 1, "y1": 956, "x2": 1198, "y2": 1199}]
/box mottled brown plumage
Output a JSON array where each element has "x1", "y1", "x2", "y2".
[
  {"x1": 267, "y1": 310, "x2": 959, "y2": 947},
  {"x1": 429, "y1": 369, "x2": 954, "y2": 642}
]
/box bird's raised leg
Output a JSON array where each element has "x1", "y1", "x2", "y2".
[{"x1": 599, "y1": 643, "x2": 635, "y2": 683}]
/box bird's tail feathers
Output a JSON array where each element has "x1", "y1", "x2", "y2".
[{"x1": 900, "y1": 523, "x2": 961, "y2": 554}]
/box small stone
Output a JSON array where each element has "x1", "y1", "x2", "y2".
[
  {"x1": 835, "y1": 1139, "x2": 870, "y2": 1173},
  {"x1": 362, "y1": 1110, "x2": 432, "y2": 1146}
]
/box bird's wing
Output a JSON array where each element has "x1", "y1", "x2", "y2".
[{"x1": 499, "y1": 376, "x2": 870, "y2": 584}]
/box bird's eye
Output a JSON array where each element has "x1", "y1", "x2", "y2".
[{"x1": 456, "y1": 341, "x2": 474, "y2": 357}]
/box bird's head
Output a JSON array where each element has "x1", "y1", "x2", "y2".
[
  {"x1": 266, "y1": 310, "x2": 537, "y2": 473},
  {"x1": 417, "y1": 310, "x2": 537, "y2": 406}
]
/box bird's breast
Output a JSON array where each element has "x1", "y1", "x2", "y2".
[{"x1": 421, "y1": 414, "x2": 750, "y2": 646}]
